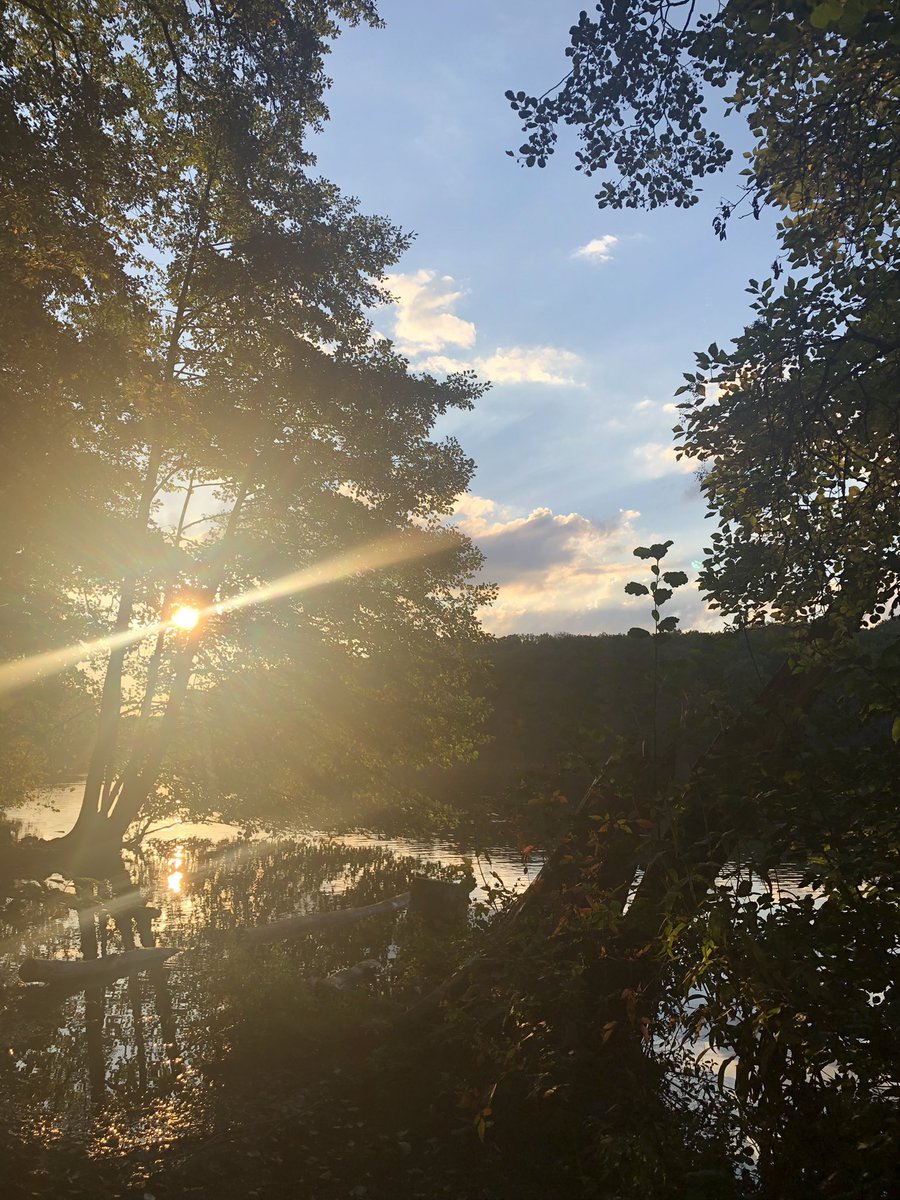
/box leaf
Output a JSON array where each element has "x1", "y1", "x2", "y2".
[
  {"x1": 810, "y1": 1, "x2": 842, "y2": 27},
  {"x1": 624, "y1": 581, "x2": 650, "y2": 595},
  {"x1": 716, "y1": 1054, "x2": 737, "y2": 1091},
  {"x1": 657, "y1": 615, "x2": 679, "y2": 633},
  {"x1": 662, "y1": 570, "x2": 689, "y2": 587},
  {"x1": 648, "y1": 540, "x2": 674, "y2": 559},
  {"x1": 627, "y1": 626, "x2": 651, "y2": 638},
  {"x1": 632, "y1": 545, "x2": 654, "y2": 559}
]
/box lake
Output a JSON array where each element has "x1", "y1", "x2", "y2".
[
  {"x1": 1, "y1": 786, "x2": 820, "y2": 1190},
  {"x1": 0, "y1": 786, "x2": 542, "y2": 1178}
]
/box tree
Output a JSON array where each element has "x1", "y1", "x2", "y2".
[
  {"x1": 497, "y1": 8, "x2": 900, "y2": 1189},
  {"x1": 508, "y1": 0, "x2": 900, "y2": 629},
  {"x1": 1, "y1": 1, "x2": 493, "y2": 854}
]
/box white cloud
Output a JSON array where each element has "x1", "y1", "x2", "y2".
[
  {"x1": 384, "y1": 268, "x2": 582, "y2": 387},
  {"x1": 450, "y1": 495, "x2": 717, "y2": 634},
  {"x1": 452, "y1": 498, "x2": 642, "y2": 633},
  {"x1": 573, "y1": 235, "x2": 619, "y2": 263},
  {"x1": 418, "y1": 345, "x2": 583, "y2": 387},
  {"x1": 417, "y1": 353, "x2": 471, "y2": 375},
  {"x1": 474, "y1": 345, "x2": 582, "y2": 387},
  {"x1": 630, "y1": 441, "x2": 695, "y2": 480},
  {"x1": 383, "y1": 269, "x2": 476, "y2": 354}
]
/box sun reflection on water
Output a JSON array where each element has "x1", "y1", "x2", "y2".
[{"x1": 167, "y1": 845, "x2": 184, "y2": 894}]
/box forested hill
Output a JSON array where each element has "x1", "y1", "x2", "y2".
[{"x1": 401, "y1": 623, "x2": 898, "y2": 836}]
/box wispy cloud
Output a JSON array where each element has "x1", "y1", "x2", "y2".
[
  {"x1": 419, "y1": 346, "x2": 582, "y2": 387},
  {"x1": 385, "y1": 269, "x2": 583, "y2": 387},
  {"x1": 383, "y1": 269, "x2": 476, "y2": 354},
  {"x1": 573, "y1": 235, "x2": 619, "y2": 263},
  {"x1": 630, "y1": 441, "x2": 695, "y2": 480},
  {"x1": 417, "y1": 353, "x2": 471, "y2": 376}
]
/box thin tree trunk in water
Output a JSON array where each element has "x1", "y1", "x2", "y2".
[
  {"x1": 69, "y1": 169, "x2": 218, "y2": 849},
  {"x1": 20, "y1": 947, "x2": 178, "y2": 985},
  {"x1": 242, "y1": 891, "x2": 412, "y2": 944},
  {"x1": 104, "y1": 475, "x2": 251, "y2": 840},
  {"x1": 71, "y1": 443, "x2": 164, "y2": 844},
  {"x1": 103, "y1": 472, "x2": 198, "y2": 826}
]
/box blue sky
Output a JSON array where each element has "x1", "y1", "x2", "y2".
[{"x1": 311, "y1": 1, "x2": 780, "y2": 635}]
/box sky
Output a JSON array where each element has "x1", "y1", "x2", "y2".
[{"x1": 309, "y1": 0, "x2": 782, "y2": 636}]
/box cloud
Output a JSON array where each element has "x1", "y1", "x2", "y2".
[
  {"x1": 419, "y1": 346, "x2": 583, "y2": 387},
  {"x1": 630, "y1": 441, "x2": 695, "y2": 480},
  {"x1": 573, "y1": 235, "x2": 619, "y2": 263},
  {"x1": 451, "y1": 497, "x2": 640, "y2": 633},
  {"x1": 383, "y1": 269, "x2": 476, "y2": 354},
  {"x1": 384, "y1": 267, "x2": 582, "y2": 387},
  {"x1": 417, "y1": 353, "x2": 471, "y2": 376},
  {"x1": 474, "y1": 345, "x2": 583, "y2": 387},
  {"x1": 450, "y1": 495, "x2": 717, "y2": 634}
]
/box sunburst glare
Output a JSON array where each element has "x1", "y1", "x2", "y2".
[
  {"x1": 0, "y1": 530, "x2": 441, "y2": 697},
  {"x1": 169, "y1": 605, "x2": 200, "y2": 631}
]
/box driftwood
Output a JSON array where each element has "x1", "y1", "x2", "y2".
[
  {"x1": 322, "y1": 959, "x2": 382, "y2": 989},
  {"x1": 242, "y1": 891, "x2": 411, "y2": 944},
  {"x1": 19, "y1": 946, "x2": 178, "y2": 985}
]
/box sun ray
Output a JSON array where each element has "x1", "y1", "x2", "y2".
[{"x1": 0, "y1": 530, "x2": 440, "y2": 697}]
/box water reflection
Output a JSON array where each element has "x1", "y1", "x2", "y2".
[
  {"x1": 166, "y1": 845, "x2": 184, "y2": 895},
  {"x1": 1, "y1": 826, "x2": 533, "y2": 1165}
]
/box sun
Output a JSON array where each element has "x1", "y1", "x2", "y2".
[{"x1": 169, "y1": 604, "x2": 201, "y2": 631}]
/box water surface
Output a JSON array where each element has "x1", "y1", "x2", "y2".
[{"x1": 1, "y1": 787, "x2": 541, "y2": 1170}]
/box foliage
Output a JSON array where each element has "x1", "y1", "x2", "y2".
[
  {"x1": 509, "y1": 22, "x2": 900, "y2": 1182},
  {"x1": 408, "y1": 622, "x2": 798, "y2": 839},
  {"x1": 510, "y1": 1, "x2": 900, "y2": 629},
  {"x1": 0, "y1": 1, "x2": 493, "y2": 831},
  {"x1": 625, "y1": 538, "x2": 687, "y2": 638}
]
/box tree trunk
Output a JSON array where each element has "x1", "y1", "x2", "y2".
[
  {"x1": 18, "y1": 946, "x2": 178, "y2": 985},
  {"x1": 68, "y1": 168, "x2": 218, "y2": 851}
]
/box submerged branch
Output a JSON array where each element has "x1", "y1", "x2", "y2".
[{"x1": 241, "y1": 891, "x2": 411, "y2": 944}]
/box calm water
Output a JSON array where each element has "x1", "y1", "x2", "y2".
[
  {"x1": 0, "y1": 787, "x2": 542, "y2": 1167},
  {"x1": 1, "y1": 787, "x2": 816, "y2": 1171}
]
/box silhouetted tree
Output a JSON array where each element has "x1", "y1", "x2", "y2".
[{"x1": 1, "y1": 1, "x2": 493, "y2": 850}]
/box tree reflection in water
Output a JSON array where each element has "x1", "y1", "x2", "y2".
[{"x1": 0, "y1": 836, "x2": 455, "y2": 1163}]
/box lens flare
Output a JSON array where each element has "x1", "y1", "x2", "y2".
[
  {"x1": 169, "y1": 605, "x2": 200, "y2": 631},
  {"x1": 0, "y1": 529, "x2": 442, "y2": 696}
]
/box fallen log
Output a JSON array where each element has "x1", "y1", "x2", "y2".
[
  {"x1": 242, "y1": 890, "x2": 411, "y2": 944},
  {"x1": 19, "y1": 946, "x2": 178, "y2": 985},
  {"x1": 322, "y1": 959, "x2": 382, "y2": 989}
]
